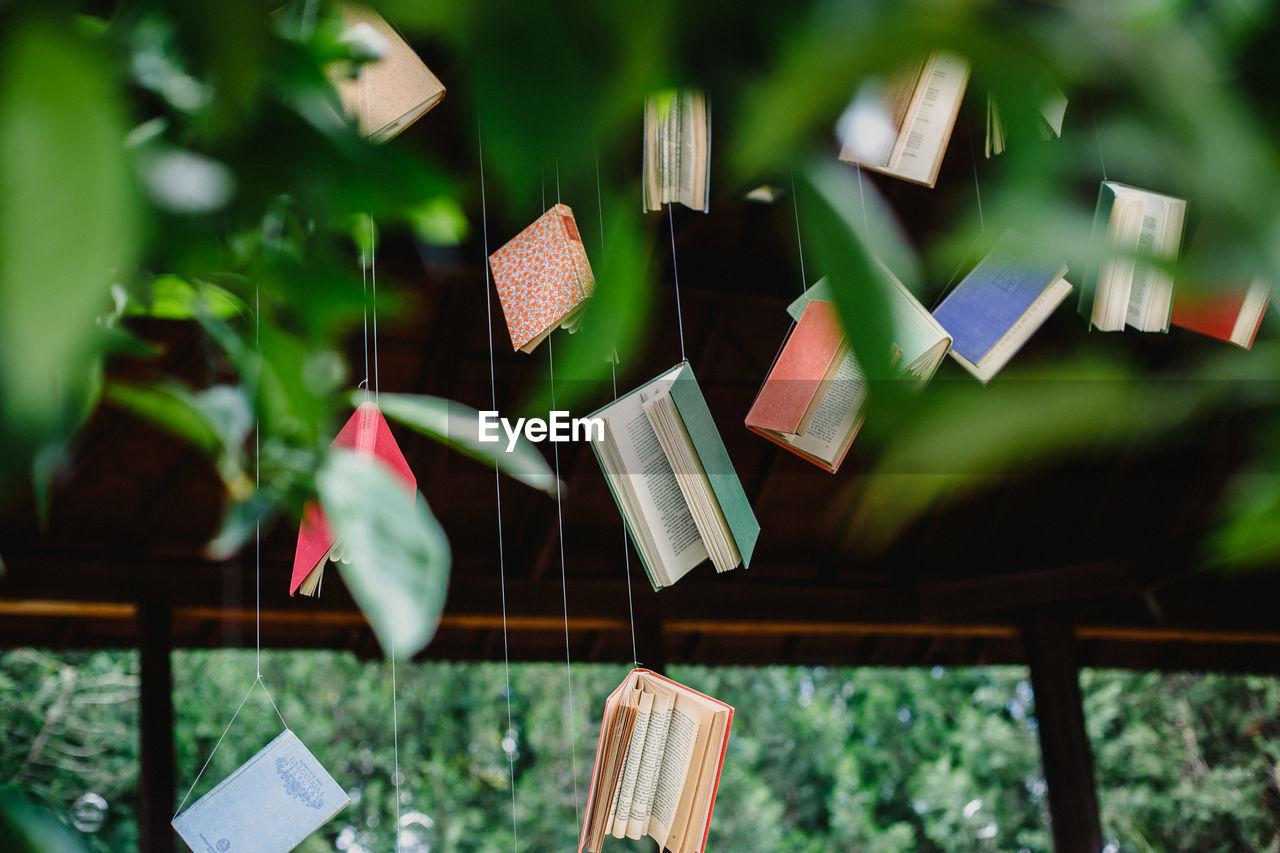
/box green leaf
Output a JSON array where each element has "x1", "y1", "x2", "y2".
[
  {"x1": 318, "y1": 449, "x2": 451, "y2": 660},
  {"x1": 372, "y1": 392, "x2": 559, "y2": 496},
  {"x1": 129, "y1": 275, "x2": 249, "y2": 320},
  {"x1": 0, "y1": 786, "x2": 93, "y2": 853},
  {"x1": 107, "y1": 384, "x2": 222, "y2": 456}
]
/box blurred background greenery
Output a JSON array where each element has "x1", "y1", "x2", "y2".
[{"x1": 3, "y1": 649, "x2": 1280, "y2": 851}]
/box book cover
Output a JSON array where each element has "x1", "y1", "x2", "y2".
[
  {"x1": 667, "y1": 367, "x2": 760, "y2": 568},
  {"x1": 489, "y1": 204, "x2": 596, "y2": 352},
  {"x1": 330, "y1": 4, "x2": 446, "y2": 142},
  {"x1": 291, "y1": 402, "x2": 416, "y2": 596},
  {"x1": 172, "y1": 730, "x2": 349, "y2": 853},
  {"x1": 746, "y1": 300, "x2": 846, "y2": 435},
  {"x1": 933, "y1": 231, "x2": 1069, "y2": 364},
  {"x1": 1171, "y1": 277, "x2": 1269, "y2": 348}
]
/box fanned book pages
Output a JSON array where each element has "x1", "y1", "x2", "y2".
[
  {"x1": 588, "y1": 362, "x2": 759, "y2": 591},
  {"x1": 745, "y1": 301, "x2": 868, "y2": 473},
  {"x1": 489, "y1": 203, "x2": 596, "y2": 353},
  {"x1": 579, "y1": 669, "x2": 734, "y2": 853},
  {"x1": 786, "y1": 267, "x2": 952, "y2": 385},
  {"x1": 643, "y1": 89, "x2": 711, "y2": 212},
  {"x1": 837, "y1": 52, "x2": 969, "y2": 188},
  {"x1": 1079, "y1": 181, "x2": 1187, "y2": 332},
  {"x1": 172, "y1": 730, "x2": 349, "y2": 853},
  {"x1": 932, "y1": 230, "x2": 1072, "y2": 383},
  {"x1": 329, "y1": 4, "x2": 446, "y2": 142},
  {"x1": 291, "y1": 401, "x2": 416, "y2": 597}
]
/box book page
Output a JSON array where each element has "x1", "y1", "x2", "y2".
[
  {"x1": 1095, "y1": 195, "x2": 1141, "y2": 330},
  {"x1": 886, "y1": 53, "x2": 968, "y2": 185},
  {"x1": 673, "y1": 708, "x2": 729, "y2": 853},
  {"x1": 626, "y1": 688, "x2": 675, "y2": 839},
  {"x1": 785, "y1": 350, "x2": 867, "y2": 462},
  {"x1": 608, "y1": 689, "x2": 654, "y2": 838},
  {"x1": 647, "y1": 696, "x2": 707, "y2": 852},
  {"x1": 1125, "y1": 195, "x2": 1167, "y2": 329}
]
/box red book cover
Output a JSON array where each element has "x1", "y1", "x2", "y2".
[
  {"x1": 1171, "y1": 279, "x2": 1268, "y2": 349},
  {"x1": 290, "y1": 402, "x2": 416, "y2": 596},
  {"x1": 745, "y1": 300, "x2": 845, "y2": 434}
]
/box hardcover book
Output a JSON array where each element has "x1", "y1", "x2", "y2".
[
  {"x1": 330, "y1": 4, "x2": 446, "y2": 142},
  {"x1": 837, "y1": 52, "x2": 969, "y2": 188},
  {"x1": 489, "y1": 204, "x2": 596, "y2": 353},
  {"x1": 291, "y1": 401, "x2": 416, "y2": 597},
  {"x1": 932, "y1": 230, "x2": 1072, "y2": 383},
  {"x1": 745, "y1": 300, "x2": 867, "y2": 473},
  {"x1": 1079, "y1": 181, "x2": 1187, "y2": 332},
  {"x1": 1171, "y1": 277, "x2": 1269, "y2": 349},
  {"x1": 588, "y1": 362, "x2": 759, "y2": 590},
  {"x1": 644, "y1": 89, "x2": 711, "y2": 212},
  {"x1": 579, "y1": 669, "x2": 734, "y2": 853},
  {"x1": 172, "y1": 730, "x2": 349, "y2": 853}
]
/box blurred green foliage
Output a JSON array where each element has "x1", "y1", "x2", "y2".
[{"x1": 2, "y1": 649, "x2": 1280, "y2": 850}]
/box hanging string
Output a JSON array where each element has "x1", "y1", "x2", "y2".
[
  {"x1": 551, "y1": 177, "x2": 583, "y2": 832},
  {"x1": 361, "y1": 70, "x2": 400, "y2": 853},
  {"x1": 929, "y1": 123, "x2": 989, "y2": 311},
  {"x1": 595, "y1": 151, "x2": 639, "y2": 668},
  {"x1": 477, "y1": 114, "x2": 520, "y2": 853},
  {"x1": 790, "y1": 172, "x2": 808, "y2": 294},
  {"x1": 968, "y1": 121, "x2": 985, "y2": 234},
  {"x1": 1090, "y1": 92, "x2": 1109, "y2": 181},
  {"x1": 666, "y1": 204, "x2": 688, "y2": 364},
  {"x1": 853, "y1": 163, "x2": 871, "y2": 238}
]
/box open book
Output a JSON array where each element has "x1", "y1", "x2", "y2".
[
  {"x1": 588, "y1": 363, "x2": 759, "y2": 590},
  {"x1": 1080, "y1": 181, "x2": 1187, "y2": 332},
  {"x1": 837, "y1": 52, "x2": 969, "y2": 188},
  {"x1": 580, "y1": 669, "x2": 733, "y2": 853},
  {"x1": 291, "y1": 401, "x2": 416, "y2": 597},
  {"x1": 329, "y1": 4, "x2": 446, "y2": 142},
  {"x1": 644, "y1": 89, "x2": 711, "y2": 212},
  {"x1": 489, "y1": 204, "x2": 596, "y2": 353},
  {"x1": 932, "y1": 230, "x2": 1072, "y2": 383},
  {"x1": 985, "y1": 88, "x2": 1067, "y2": 158},
  {"x1": 745, "y1": 301, "x2": 867, "y2": 473},
  {"x1": 173, "y1": 730, "x2": 349, "y2": 853}
]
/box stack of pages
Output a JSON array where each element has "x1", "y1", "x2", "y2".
[
  {"x1": 580, "y1": 669, "x2": 733, "y2": 853},
  {"x1": 644, "y1": 89, "x2": 711, "y2": 212}
]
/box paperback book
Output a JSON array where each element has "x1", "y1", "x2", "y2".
[
  {"x1": 1079, "y1": 181, "x2": 1187, "y2": 332},
  {"x1": 489, "y1": 204, "x2": 596, "y2": 353},
  {"x1": 579, "y1": 669, "x2": 733, "y2": 853},
  {"x1": 330, "y1": 4, "x2": 445, "y2": 142},
  {"x1": 837, "y1": 52, "x2": 969, "y2": 188},
  {"x1": 644, "y1": 89, "x2": 711, "y2": 213},
  {"x1": 173, "y1": 730, "x2": 349, "y2": 853},
  {"x1": 932, "y1": 230, "x2": 1072, "y2": 383},
  {"x1": 291, "y1": 401, "x2": 416, "y2": 597},
  {"x1": 588, "y1": 362, "x2": 759, "y2": 590}
]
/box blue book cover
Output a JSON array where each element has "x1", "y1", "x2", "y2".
[
  {"x1": 173, "y1": 730, "x2": 349, "y2": 853},
  {"x1": 933, "y1": 232, "x2": 1067, "y2": 363}
]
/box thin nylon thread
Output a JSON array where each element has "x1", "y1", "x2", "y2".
[
  {"x1": 854, "y1": 163, "x2": 871, "y2": 236},
  {"x1": 551, "y1": 176, "x2": 583, "y2": 831},
  {"x1": 595, "y1": 151, "x2": 639, "y2": 667},
  {"x1": 1090, "y1": 93, "x2": 1109, "y2": 180},
  {"x1": 667, "y1": 204, "x2": 687, "y2": 364},
  {"x1": 790, "y1": 172, "x2": 807, "y2": 293},
  {"x1": 968, "y1": 120, "x2": 985, "y2": 233},
  {"x1": 477, "y1": 114, "x2": 520, "y2": 853},
  {"x1": 362, "y1": 70, "x2": 399, "y2": 850}
]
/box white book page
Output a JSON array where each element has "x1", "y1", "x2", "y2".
[
  {"x1": 1124, "y1": 195, "x2": 1167, "y2": 329},
  {"x1": 783, "y1": 350, "x2": 867, "y2": 463},
  {"x1": 887, "y1": 52, "x2": 968, "y2": 184},
  {"x1": 626, "y1": 689, "x2": 675, "y2": 839},
  {"x1": 609, "y1": 689, "x2": 654, "y2": 838},
  {"x1": 1095, "y1": 197, "x2": 1142, "y2": 331},
  {"x1": 647, "y1": 696, "x2": 705, "y2": 851}
]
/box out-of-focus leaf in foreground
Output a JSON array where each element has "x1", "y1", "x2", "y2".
[
  {"x1": 319, "y1": 449, "x2": 451, "y2": 660},
  {"x1": 0, "y1": 15, "x2": 137, "y2": 490},
  {"x1": 374, "y1": 392, "x2": 559, "y2": 496},
  {"x1": 0, "y1": 786, "x2": 92, "y2": 853}
]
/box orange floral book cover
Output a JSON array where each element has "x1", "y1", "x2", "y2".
[{"x1": 488, "y1": 203, "x2": 596, "y2": 353}]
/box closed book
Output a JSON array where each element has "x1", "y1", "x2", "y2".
[
  {"x1": 1171, "y1": 277, "x2": 1269, "y2": 349},
  {"x1": 172, "y1": 730, "x2": 349, "y2": 853},
  {"x1": 330, "y1": 5, "x2": 445, "y2": 142},
  {"x1": 291, "y1": 402, "x2": 416, "y2": 596},
  {"x1": 932, "y1": 230, "x2": 1071, "y2": 383},
  {"x1": 489, "y1": 204, "x2": 596, "y2": 353}
]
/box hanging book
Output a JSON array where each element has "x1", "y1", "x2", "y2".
[
  {"x1": 489, "y1": 203, "x2": 596, "y2": 353},
  {"x1": 643, "y1": 89, "x2": 711, "y2": 213},
  {"x1": 745, "y1": 301, "x2": 867, "y2": 473},
  {"x1": 173, "y1": 730, "x2": 349, "y2": 853},
  {"x1": 579, "y1": 668, "x2": 733, "y2": 853},
  {"x1": 1079, "y1": 181, "x2": 1187, "y2": 332},
  {"x1": 985, "y1": 88, "x2": 1068, "y2": 158},
  {"x1": 837, "y1": 52, "x2": 969, "y2": 188},
  {"x1": 588, "y1": 362, "x2": 759, "y2": 590},
  {"x1": 1169, "y1": 232, "x2": 1269, "y2": 349},
  {"x1": 932, "y1": 230, "x2": 1072, "y2": 383},
  {"x1": 785, "y1": 267, "x2": 952, "y2": 383},
  {"x1": 329, "y1": 4, "x2": 446, "y2": 142},
  {"x1": 291, "y1": 401, "x2": 416, "y2": 597}
]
